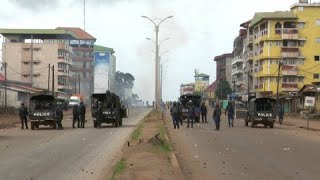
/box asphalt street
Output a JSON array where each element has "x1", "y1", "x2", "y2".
[
  {"x1": 166, "y1": 110, "x2": 320, "y2": 180},
  {"x1": 0, "y1": 107, "x2": 151, "y2": 180}
]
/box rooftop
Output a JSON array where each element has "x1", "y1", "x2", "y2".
[
  {"x1": 194, "y1": 73, "x2": 210, "y2": 78},
  {"x1": 251, "y1": 11, "x2": 297, "y2": 27},
  {"x1": 0, "y1": 28, "x2": 76, "y2": 39},
  {"x1": 56, "y1": 27, "x2": 96, "y2": 40},
  {"x1": 214, "y1": 53, "x2": 233, "y2": 61},
  {"x1": 181, "y1": 83, "x2": 195, "y2": 87},
  {"x1": 94, "y1": 45, "x2": 115, "y2": 54},
  {"x1": 204, "y1": 81, "x2": 217, "y2": 92},
  {"x1": 291, "y1": 2, "x2": 320, "y2": 9}
]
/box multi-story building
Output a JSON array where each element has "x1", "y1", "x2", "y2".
[
  {"x1": 0, "y1": 29, "x2": 75, "y2": 94},
  {"x1": 241, "y1": 1, "x2": 320, "y2": 99},
  {"x1": 180, "y1": 83, "x2": 195, "y2": 95},
  {"x1": 57, "y1": 27, "x2": 96, "y2": 102},
  {"x1": 232, "y1": 29, "x2": 247, "y2": 95},
  {"x1": 214, "y1": 53, "x2": 233, "y2": 86},
  {"x1": 194, "y1": 73, "x2": 210, "y2": 93}
]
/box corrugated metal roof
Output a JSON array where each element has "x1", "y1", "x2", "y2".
[
  {"x1": 56, "y1": 27, "x2": 96, "y2": 40},
  {"x1": 194, "y1": 73, "x2": 210, "y2": 77},
  {"x1": 251, "y1": 11, "x2": 297, "y2": 27},
  {"x1": 0, "y1": 28, "x2": 76, "y2": 36}
]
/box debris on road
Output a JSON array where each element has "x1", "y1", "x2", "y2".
[
  {"x1": 283, "y1": 147, "x2": 291, "y2": 151},
  {"x1": 194, "y1": 144, "x2": 198, "y2": 147}
]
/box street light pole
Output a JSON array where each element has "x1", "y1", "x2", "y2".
[{"x1": 142, "y1": 15, "x2": 173, "y2": 111}]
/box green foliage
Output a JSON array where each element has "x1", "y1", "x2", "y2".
[
  {"x1": 193, "y1": 91, "x2": 203, "y2": 96},
  {"x1": 115, "y1": 71, "x2": 135, "y2": 99},
  {"x1": 111, "y1": 158, "x2": 127, "y2": 180},
  {"x1": 157, "y1": 124, "x2": 172, "y2": 153},
  {"x1": 215, "y1": 80, "x2": 232, "y2": 100},
  {"x1": 131, "y1": 123, "x2": 143, "y2": 140}
]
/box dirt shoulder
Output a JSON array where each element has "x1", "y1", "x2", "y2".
[
  {"x1": 0, "y1": 114, "x2": 20, "y2": 129},
  {"x1": 109, "y1": 111, "x2": 184, "y2": 180}
]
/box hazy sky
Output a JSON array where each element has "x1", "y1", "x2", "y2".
[{"x1": 0, "y1": 0, "x2": 301, "y2": 101}]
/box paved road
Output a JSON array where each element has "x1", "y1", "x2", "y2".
[
  {"x1": 165, "y1": 110, "x2": 320, "y2": 180},
  {"x1": 0, "y1": 107, "x2": 151, "y2": 180}
]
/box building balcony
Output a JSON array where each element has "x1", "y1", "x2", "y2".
[
  {"x1": 282, "y1": 65, "x2": 298, "y2": 76},
  {"x1": 57, "y1": 69, "x2": 70, "y2": 77},
  {"x1": 232, "y1": 56, "x2": 243, "y2": 65},
  {"x1": 58, "y1": 43, "x2": 72, "y2": 53},
  {"x1": 282, "y1": 82, "x2": 298, "y2": 91},
  {"x1": 69, "y1": 66, "x2": 93, "y2": 72},
  {"x1": 72, "y1": 56, "x2": 94, "y2": 62},
  {"x1": 72, "y1": 46, "x2": 94, "y2": 51},
  {"x1": 282, "y1": 47, "x2": 299, "y2": 58},
  {"x1": 254, "y1": 84, "x2": 263, "y2": 89},
  {"x1": 57, "y1": 82, "x2": 72, "y2": 90},
  {"x1": 57, "y1": 56, "x2": 72, "y2": 65},
  {"x1": 232, "y1": 68, "x2": 244, "y2": 75},
  {"x1": 282, "y1": 28, "x2": 298, "y2": 40}
]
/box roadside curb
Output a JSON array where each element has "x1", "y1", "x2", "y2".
[{"x1": 161, "y1": 112, "x2": 184, "y2": 179}]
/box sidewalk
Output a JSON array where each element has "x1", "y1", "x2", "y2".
[{"x1": 280, "y1": 116, "x2": 320, "y2": 131}]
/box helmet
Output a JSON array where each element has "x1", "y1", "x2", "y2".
[
  {"x1": 173, "y1": 101, "x2": 177, "y2": 106},
  {"x1": 80, "y1": 101, "x2": 84, "y2": 105}
]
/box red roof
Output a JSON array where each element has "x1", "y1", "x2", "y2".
[
  {"x1": 204, "y1": 81, "x2": 217, "y2": 92},
  {"x1": 0, "y1": 73, "x2": 5, "y2": 81},
  {"x1": 56, "y1": 27, "x2": 96, "y2": 40}
]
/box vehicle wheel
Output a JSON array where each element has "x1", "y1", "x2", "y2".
[
  {"x1": 36, "y1": 123, "x2": 39, "y2": 129},
  {"x1": 93, "y1": 121, "x2": 97, "y2": 128},
  {"x1": 52, "y1": 121, "x2": 57, "y2": 129},
  {"x1": 251, "y1": 117, "x2": 255, "y2": 128},
  {"x1": 245, "y1": 120, "x2": 248, "y2": 126},
  {"x1": 119, "y1": 117, "x2": 123, "y2": 126},
  {"x1": 31, "y1": 122, "x2": 35, "y2": 130},
  {"x1": 114, "y1": 116, "x2": 119, "y2": 127},
  {"x1": 264, "y1": 123, "x2": 268, "y2": 128},
  {"x1": 270, "y1": 122, "x2": 274, "y2": 128}
]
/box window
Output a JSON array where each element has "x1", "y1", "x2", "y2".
[
  {"x1": 276, "y1": 41, "x2": 282, "y2": 46},
  {"x1": 314, "y1": 74, "x2": 319, "y2": 79},
  {"x1": 283, "y1": 76, "x2": 296, "y2": 82},
  {"x1": 315, "y1": 56, "x2": 320, "y2": 61},
  {"x1": 83, "y1": 72, "x2": 87, "y2": 78},
  {"x1": 316, "y1": 19, "x2": 320, "y2": 26},
  {"x1": 298, "y1": 7, "x2": 304, "y2": 11},
  {"x1": 297, "y1": 22, "x2": 305, "y2": 29},
  {"x1": 316, "y1": 38, "x2": 320, "y2": 44},
  {"x1": 49, "y1": 40, "x2": 54, "y2": 43},
  {"x1": 275, "y1": 22, "x2": 282, "y2": 34},
  {"x1": 299, "y1": 41, "x2": 305, "y2": 47},
  {"x1": 298, "y1": 77, "x2": 304, "y2": 82},
  {"x1": 83, "y1": 62, "x2": 86, "y2": 68},
  {"x1": 23, "y1": 48, "x2": 30, "y2": 51}
]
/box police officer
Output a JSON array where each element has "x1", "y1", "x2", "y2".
[
  {"x1": 225, "y1": 101, "x2": 235, "y2": 127},
  {"x1": 177, "y1": 101, "x2": 183, "y2": 125},
  {"x1": 72, "y1": 104, "x2": 79, "y2": 128},
  {"x1": 187, "y1": 100, "x2": 195, "y2": 128},
  {"x1": 56, "y1": 106, "x2": 64, "y2": 130},
  {"x1": 96, "y1": 101, "x2": 103, "y2": 128},
  {"x1": 19, "y1": 102, "x2": 29, "y2": 129},
  {"x1": 201, "y1": 102, "x2": 208, "y2": 123},
  {"x1": 78, "y1": 101, "x2": 86, "y2": 128},
  {"x1": 170, "y1": 102, "x2": 180, "y2": 129}
]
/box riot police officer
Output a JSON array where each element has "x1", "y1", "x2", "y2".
[
  {"x1": 56, "y1": 106, "x2": 64, "y2": 130},
  {"x1": 72, "y1": 104, "x2": 79, "y2": 128},
  {"x1": 78, "y1": 101, "x2": 86, "y2": 128},
  {"x1": 187, "y1": 100, "x2": 195, "y2": 128},
  {"x1": 19, "y1": 102, "x2": 28, "y2": 129},
  {"x1": 97, "y1": 101, "x2": 103, "y2": 128}
]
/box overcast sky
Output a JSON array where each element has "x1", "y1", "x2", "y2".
[{"x1": 0, "y1": 0, "x2": 301, "y2": 102}]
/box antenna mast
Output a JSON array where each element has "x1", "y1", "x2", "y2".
[{"x1": 84, "y1": 0, "x2": 86, "y2": 31}]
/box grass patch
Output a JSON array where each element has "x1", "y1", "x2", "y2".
[
  {"x1": 110, "y1": 158, "x2": 127, "y2": 180},
  {"x1": 131, "y1": 123, "x2": 143, "y2": 140},
  {"x1": 157, "y1": 124, "x2": 172, "y2": 153}
]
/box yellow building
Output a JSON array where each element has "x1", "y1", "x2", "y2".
[
  {"x1": 194, "y1": 73, "x2": 210, "y2": 93},
  {"x1": 244, "y1": 2, "x2": 320, "y2": 98}
]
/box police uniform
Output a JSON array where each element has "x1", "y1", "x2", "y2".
[
  {"x1": 56, "y1": 106, "x2": 64, "y2": 130},
  {"x1": 19, "y1": 103, "x2": 29, "y2": 129},
  {"x1": 72, "y1": 104, "x2": 79, "y2": 128},
  {"x1": 78, "y1": 102, "x2": 86, "y2": 128},
  {"x1": 97, "y1": 101, "x2": 103, "y2": 128}
]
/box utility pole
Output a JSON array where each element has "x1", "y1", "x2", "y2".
[
  {"x1": 247, "y1": 71, "x2": 250, "y2": 110},
  {"x1": 74, "y1": 75, "x2": 77, "y2": 94},
  {"x1": 78, "y1": 74, "x2": 81, "y2": 94},
  {"x1": 4, "y1": 62, "x2": 7, "y2": 113},
  {"x1": 48, "y1": 64, "x2": 50, "y2": 91},
  {"x1": 233, "y1": 79, "x2": 236, "y2": 93},
  {"x1": 52, "y1": 65, "x2": 54, "y2": 96},
  {"x1": 276, "y1": 61, "x2": 282, "y2": 106},
  {"x1": 30, "y1": 34, "x2": 34, "y2": 86},
  {"x1": 83, "y1": 0, "x2": 86, "y2": 31}
]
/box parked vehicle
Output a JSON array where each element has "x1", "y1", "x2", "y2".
[
  {"x1": 57, "y1": 98, "x2": 68, "y2": 110},
  {"x1": 245, "y1": 97, "x2": 276, "y2": 128},
  {"x1": 91, "y1": 92, "x2": 129, "y2": 128},
  {"x1": 28, "y1": 94, "x2": 57, "y2": 130},
  {"x1": 68, "y1": 94, "x2": 84, "y2": 108},
  {"x1": 179, "y1": 94, "x2": 201, "y2": 122}
]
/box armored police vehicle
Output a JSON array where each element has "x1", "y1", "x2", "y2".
[
  {"x1": 29, "y1": 94, "x2": 57, "y2": 130},
  {"x1": 91, "y1": 92, "x2": 128, "y2": 128},
  {"x1": 245, "y1": 97, "x2": 276, "y2": 128},
  {"x1": 179, "y1": 94, "x2": 201, "y2": 122}
]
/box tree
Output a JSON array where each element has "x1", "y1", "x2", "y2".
[
  {"x1": 215, "y1": 80, "x2": 232, "y2": 100},
  {"x1": 115, "y1": 71, "x2": 135, "y2": 100}
]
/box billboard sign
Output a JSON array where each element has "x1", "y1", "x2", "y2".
[
  {"x1": 304, "y1": 96, "x2": 315, "y2": 107},
  {"x1": 94, "y1": 52, "x2": 110, "y2": 93}
]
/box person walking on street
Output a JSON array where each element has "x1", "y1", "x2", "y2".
[
  {"x1": 278, "y1": 105, "x2": 284, "y2": 125},
  {"x1": 187, "y1": 100, "x2": 195, "y2": 128},
  {"x1": 72, "y1": 104, "x2": 79, "y2": 128},
  {"x1": 56, "y1": 106, "x2": 64, "y2": 130},
  {"x1": 79, "y1": 101, "x2": 86, "y2": 128},
  {"x1": 201, "y1": 102, "x2": 208, "y2": 123},
  {"x1": 97, "y1": 101, "x2": 103, "y2": 128},
  {"x1": 177, "y1": 102, "x2": 183, "y2": 126},
  {"x1": 225, "y1": 101, "x2": 235, "y2": 127},
  {"x1": 19, "y1": 102, "x2": 29, "y2": 129},
  {"x1": 213, "y1": 104, "x2": 222, "y2": 130},
  {"x1": 170, "y1": 102, "x2": 181, "y2": 129}
]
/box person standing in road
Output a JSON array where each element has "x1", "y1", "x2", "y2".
[
  {"x1": 170, "y1": 102, "x2": 180, "y2": 129},
  {"x1": 97, "y1": 101, "x2": 103, "y2": 128},
  {"x1": 19, "y1": 102, "x2": 29, "y2": 129},
  {"x1": 278, "y1": 105, "x2": 284, "y2": 125},
  {"x1": 201, "y1": 102, "x2": 208, "y2": 123},
  {"x1": 78, "y1": 101, "x2": 86, "y2": 128},
  {"x1": 225, "y1": 101, "x2": 235, "y2": 127},
  {"x1": 213, "y1": 104, "x2": 222, "y2": 130},
  {"x1": 72, "y1": 104, "x2": 79, "y2": 128},
  {"x1": 187, "y1": 100, "x2": 195, "y2": 128},
  {"x1": 55, "y1": 106, "x2": 64, "y2": 130},
  {"x1": 177, "y1": 102, "x2": 183, "y2": 126}
]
